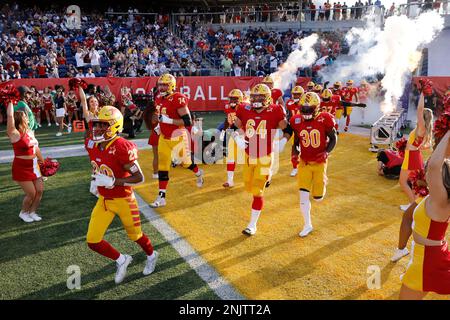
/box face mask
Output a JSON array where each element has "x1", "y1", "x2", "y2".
[
  {"x1": 229, "y1": 103, "x2": 236, "y2": 107},
  {"x1": 293, "y1": 98, "x2": 300, "y2": 103},
  {"x1": 252, "y1": 102, "x2": 263, "y2": 109}
]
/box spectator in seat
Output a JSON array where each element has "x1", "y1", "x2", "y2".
[
  {"x1": 0, "y1": 65, "x2": 9, "y2": 81},
  {"x1": 89, "y1": 47, "x2": 101, "y2": 74},
  {"x1": 74, "y1": 47, "x2": 86, "y2": 70},
  {"x1": 221, "y1": 56, "x2": 233, "y2": 76},
  {"x1": 75, "y1": 69, "x2": 85, "y2": 78}
]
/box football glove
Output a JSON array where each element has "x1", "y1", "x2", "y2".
[
  {"x1": 159, "y1": 114, "x2": 174, "y2": 124},
  {"x1": 153, "y1": 124, "x2": 161, "y2": 135},
  {"x1": 219, "y1": 130, "x2": 226, "y2": 142},
  {"x1": 232, "y1": 132, "x2": 248, "y2": 150},
  {"x1": 93, "y1": 173, "x2": 115, "y2": 189}
]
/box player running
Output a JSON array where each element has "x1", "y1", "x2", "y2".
[
  {"x1": 341, "y1": 79, "x2": 360, "y2": 132},
  {"x1": 221, "y1": 89, "x2": 245, "y2": 188},
  {"x1": 233, "y1": 83, "x2": 292, "y2": 236},
  {"x1": 262, "y1": 75, "x2": 285, "y2": 110},
  {"x1": 285, "y1": 92, "x2": 338, "y2": 237},
  {"x1": 87, "y1": 106, "x2": 158, "y2": 284},
  {"x1": 150, "y1": 74, "x2": 204, "y2": 208},
  {"x1": 286, "y1": 85, "x2": 304, "y2": 177}
]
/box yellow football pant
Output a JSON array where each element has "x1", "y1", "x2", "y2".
[
  {"x1": 86, "y1": 194, "x2": 143, "y2": 243},
  {"x1": 243, "y1": 153, "x2": 272, "y2": 196},
  {"x1": 297, "y1": 159, "x2": 328, "y2": 198},
  {"x1": 158, "y1": 133, "x2": 192, "y2": 171}
]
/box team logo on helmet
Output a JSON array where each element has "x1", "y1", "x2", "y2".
[
  {"x1": 157, "y1": 73, "x2": 176, "y2": 96},
  {"x1": 313, "y1": 84, "x2": 323, "y2": 94},
  {"x1": 307, "y1": 81, "x2": 315, "y2": 90},
  {"x1": 92, "y1": 106, "x2": 124, "y2": 142},
  {"x1": 228, "y1": 89, "x2": 244, "y2": 107},
  {"x1": 321, "y1": 89, "x2": 333, "y2": 101},
  {"x1": 262, "y1": 76, "x2": 274, "y2": 88},
  {"x1": 333, "y1": 81, "x2": 342, "y2": 90},
  {"x1": 291, "y1": 85, "x2": 305, "y2": 102},
  {"x1": 346, "y1": 79, "x2": 354, "y2": 86},
  {"x1": 299, "y1": 92, "x2": 321, "y2": 120}
]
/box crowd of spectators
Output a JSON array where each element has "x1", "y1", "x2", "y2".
[{"x1": 179, "y1": 23, "x2": 345, "y2": 79}]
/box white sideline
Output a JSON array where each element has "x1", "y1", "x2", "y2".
[{"x1": 135, "y1": 193, "x2": 245, "y2": 300}]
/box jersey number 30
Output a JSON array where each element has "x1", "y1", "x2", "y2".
[{"x1": 300, "y1": 129, "x2": 321, "y2": 148}]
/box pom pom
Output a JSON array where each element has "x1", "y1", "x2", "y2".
[
  {"x1": 433, "y1": 113, "x2": 450, "y2": 144},
  {"x1": 395, "y1": 137, "x2": 407, "y2": 158},
  {"x1": 69, "y1": 78, "x2": 88, "y2": 90},
  {"x1": 418, "y1": 78, "x2": 433, "y2": 97},
  {"x1": 39, "y1": 157, "x2": 60, "y2": 177},
  {"x1": 408, "y1": 169, "x2": 429, "y2": 197},
  {"x1": 0, "y1": 83, "x2": 21, "y2": 105}
]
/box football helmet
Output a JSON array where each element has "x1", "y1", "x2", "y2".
[
  {"x1": 228, "y1": 89, "x2": 244, "y2": 106},
  {"x1": 291, "y1": 85, "x2": 305, "y2": 102},
  {"x1": 313, "y1": 84, "x2": 323, "y2": 94},
  {"x1": 250, "y1": 84, "x2": 272, "y2": 109},
  {"x1": 333, "y1": 81, "x2": 342, "y2": 90},
  {"x1": 307, "y1": 81, "x2": 315, "y2": 91},
  {"x1": 157, "y1": 73, "x2": 176, "y2": 96},
  {"x1": 321, "y1": 89, "x2": 333, "y2": 101},
  {"x1": 92, "y1": 106, "x2": 124, "y2": 142},
  {"x1": 262, "y1": 75, "x2": 274, "y2": 88},
  {"x1": 299, "y1": 92, "x2": 321, "y2": 120},
  {"x1": 346, "y1": 79, "x2": 354, "y2": 87}
]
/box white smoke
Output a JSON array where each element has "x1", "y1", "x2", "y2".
[
  {"x1": 319, "y1": 11, "x2": 444, "y2": 114},
  {"x1": 272, "y1": 34, "x2": 319, "y2": 91}
]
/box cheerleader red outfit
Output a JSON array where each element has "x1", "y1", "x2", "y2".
[
  {"x1": 42, "y1": 95, "x2": 53, "y2": 111},
  {"x1": 11, "y1": 131, "x2": 42, "y2": 181},
  {"x1": 401, "y1": 129, "x2": 424, "y2": 171}
]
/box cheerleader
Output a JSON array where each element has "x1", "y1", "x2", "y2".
[
  {"x1": 6, "y1": 101, "x2": 44, "y2": 223},
  {"x1": 399, "y1": 93, "x2": 433, "y2": 211},
  {"x1": 29, "y1": 87, "x2": 42, "y2": 127},
  {"x1": 399, "y1": 131, "x2": 450, "y2": 299},
  {"x1": 65, "y1": 89, "x2": 79, "y2": 125},
  {"x1": 42, "y1": 87, "x2": 56, "y2": 127}
]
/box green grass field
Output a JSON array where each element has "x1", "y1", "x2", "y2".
[
  {"x1": 0, "y1": 112, "x2": 225, "y2": 151},
  {"x1": 0, "y1": 156, "x2": 218, "y2": 300}
]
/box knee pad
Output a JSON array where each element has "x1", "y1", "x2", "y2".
[{"x1": 158, "y1": 171, "x2": 169, "y2": 181}]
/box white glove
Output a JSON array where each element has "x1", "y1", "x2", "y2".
[
  {"x1": 93, "y1": 173, "x2": 115, "y2": 188},
  {"x1": 278, "y1": 137, "x2": 288, "y2": 153},
  {"x1": 153, "y1": 124, "x2": 161, "y2": 135},
  {"x1": 232, "y1": 132, "x2": 248, "y2": 150},
  {"x1": 219, "y1": 130, "x2": 226, "y2": 142},
  {"x1": 192, "y1": 126, "x2": 200, "y2": 135},
  {"x1": 159, "y1": 114, "x2": 174, "y2": 124}
]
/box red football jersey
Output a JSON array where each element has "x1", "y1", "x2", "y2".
[
  {"x1": 236, "y1": 104, "x2": 285, "y2": 158},
  {"x1": 342, "y1": 87, "x2": 358, "y2": 102},
  {"x1": 290, "y1": 112, "x2": 336, "y2": 163},
  {"x1": 320, "y1": 95, "x2": 342, "y2": 116},
  {"x1": 155, "y1": 92, "x2": 189, "y2": 138},
  {"x1": 271, "y1": 88, "x2": 283, "y2": 104},
  {"x1": 224, "y1": 102, "x2": 245, "y2": 127},
  {"x1": 286, "y1": 99, "x2": 301, "y2": 118},
  {"x1": 85, "y1": 137, "x2": 138, "y2": 198}
]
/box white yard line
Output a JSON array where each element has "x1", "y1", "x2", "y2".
[{"x1": 135, "y1": 193, "x2": 245, "y2": 300}]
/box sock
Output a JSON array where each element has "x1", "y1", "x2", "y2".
[
  {"x1": 248, "y1": 209, "x2": 261, "y2": 230},
  {"x1": 291, "y1": 154, "x2": 299, "y2": 169},
  {"x1": 135, "y1": 234, "x2": 154, "y2": 256},
  {"x1": 226, "y1": 162, "x2": 236, "y2": 172},
  {"x1": 158, "y1": 180, "x2": 168, "y2": 191},
  {"x1": 227, "y1": 171, "x2": 234, "y2": 184},
  {"x1": 88, "y1": 240, "x2": 120, "y2": 261},
  {"x1": 116, "y1": 254, "x2": 126, "y2": 265},
  {"x1": 158, "y1": 190, "x2": 166, "y2": 198},
  {"x1": 20, "y1": 210, "x2": 29, "y2": 215},
  {"x1": 299, "y1": 190, "x2": 312, "y2": 228},
  {"x1": 192, "y1": 165, "x2": 199, "y2": 174},
  {"x1": 252, "y1": 196, "x2": 264, "y2": 211}
]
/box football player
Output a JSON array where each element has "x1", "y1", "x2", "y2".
[
  {"x1": 286, "y1": 86, "x2": 304, "y2": 177},
  {"x1": 306, "y1": 81, "x2": 315, "y2": 92},
  {"x1": 320, "y1": 89, "x2": 366, "y2": 132},
  {"x1": 150, "y1": 74, "x2": 204, "y2": 208},
  {"x1": 262, "y1": 75, "x2": 285, "y2": 111},
  {"x1": 312, "y1": 84, "x2": 323, "y2": 95},
  {"x1": 221, "y1": 89, "x2": 245, "y2": 188},
  {"x1": 233, "y1": 84, "x2": 292, "y2": 236},
  {"x1": 87, "y1": 106, "x2": 158, "y2": 284},
  {"x1": 341, "y1": 79, "x2": 360, "y2": 132},
  {"x1": 286, "y1": 92, "x2": 338, "y2": 237}
]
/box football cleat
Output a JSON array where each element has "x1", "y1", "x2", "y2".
[
  {"x1": 196, "y1": 169, "x2": 204, "y2": 188},
  {"x1": 19, "y1": 212, "x2": 34, "y2": 223},
  {"x1": 222, "y1": 182, "x2": 234, "y2": 188},
  {"x1": 391, "y1": 248, "x2": 409, "y2": 262},
  {"x1": 29, "y1": 212, "x2": 42, "y2": 222},
  {"x1": 299, "y1": 225, "x2": 313, "y2": 237},
  {"x1": 344, "y1": 126, "x2": 349, "y2": 132},
  {"x1": 290, "y1": 168, "x2": 298, "y2": 177},
  {"x1": 150, "y1": 196, "x2": 166, "y2": 208},
  {"x1": 143, "y1": 251, "x2": 159, "y2": 276},
  {"x1": 242, "y1": 227, "x2": 257, "y2": 236},
  {"x1": 115, "y1": 254, "x2": 133, "y2": 284}
]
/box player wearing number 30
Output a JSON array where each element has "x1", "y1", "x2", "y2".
[
  {"x1": 233, "y1": 84, "x2": 292, "y2": 236},
  {"x1": 85, "y1": 106, "x2": 158, "y2": 284},
  {"x1": 286, "y1": 92, "x2": 338, "y2": 237}
]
